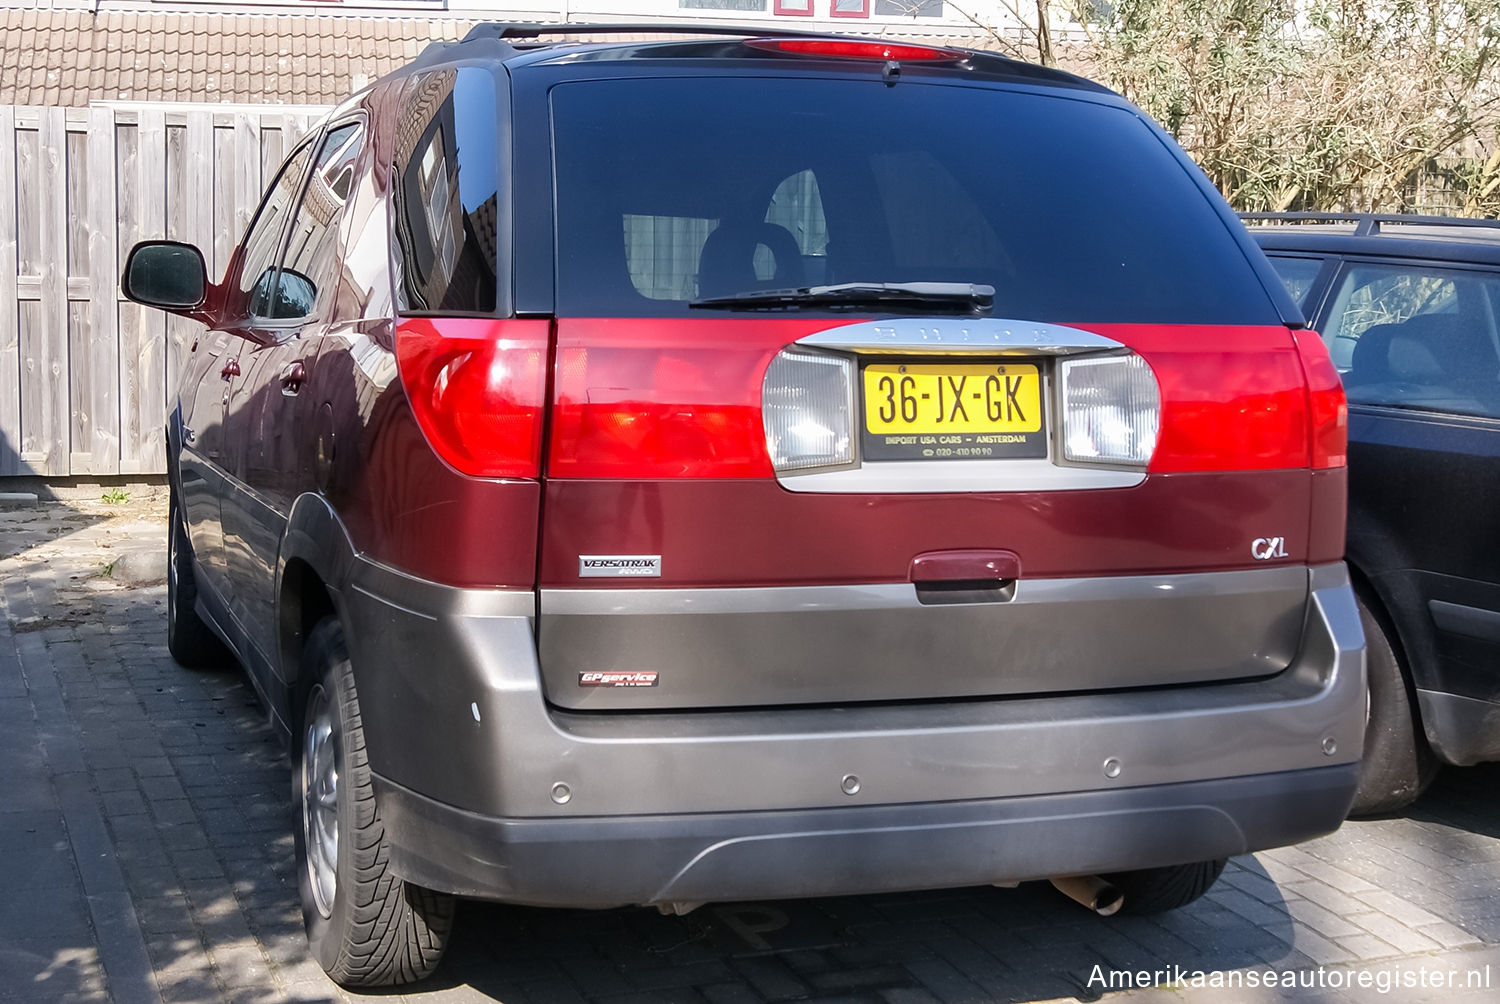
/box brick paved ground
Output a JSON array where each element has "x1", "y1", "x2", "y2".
[{"x1": 3, "y1": 495, "x2": 1500, "y2": 1004}]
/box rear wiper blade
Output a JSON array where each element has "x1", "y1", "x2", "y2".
[{"x1": 689, "y1": 281, "x2": 995, "y2": 313}]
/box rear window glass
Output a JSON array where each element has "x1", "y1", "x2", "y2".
[{"x1": 551, "y1": 77, "x2": 1279, "y2": 323}]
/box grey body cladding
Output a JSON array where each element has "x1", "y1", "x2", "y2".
[
  {"x1": 342, "y1": 559, "x2": 1366, "y2": 906},
  {"x1": 578, "y1": 554, "x2": 662, "y2": 578}
]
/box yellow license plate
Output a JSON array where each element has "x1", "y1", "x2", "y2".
[{"x1": 861, "y1": 362, "x2": 1046, "y2": 462}]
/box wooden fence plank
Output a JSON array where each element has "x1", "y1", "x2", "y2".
[
  {"x1": 67, "y1": 300, "x2": 91, "y2": 473},
  {"x1": 167, "y1": 110, "x2": 214, "y2": 409},
  {"x1": 34, "y1": 106, "x2": 69, "y2": 475},
  {"x1": 114, "y1": 117, "x2": 143, "y2": 472},
  {"x1": 233, "y1": 113, "x2": 261, "y2": 266},
  {"x1": 261, "y1": 126, "x2": 284, "y2": 184},
  {"x1": 66, "y1": 126, "x2": 90, "y2": 470},
  {"x1": 212, "y1": 123, "x2": 237, "y2": 278},
  {"x1": 65, "y1": 128, "x2": 89, "y2": 279},
  {"x1": 87, "y1": 105, "x2": 120, "y2": 474},
  {"x1": 0, "y1": 107, "x2": 19, "y2": 476},
  {"x1": 130, "y1": 106, "x2": 166, "y2": 473}
]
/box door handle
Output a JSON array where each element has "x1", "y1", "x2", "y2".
[
  {"x1": 220, "y1": 359, "x2": 240, "y2": 381},
  {"x1": 280, "y1": 361, "x2": 307, "y2": 396},
  {"x1": 910, "y1": 549, "x2": 1021, "y2": 605}
]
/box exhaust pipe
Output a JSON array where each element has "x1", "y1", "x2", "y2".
[{"x1": 1050, "y1": 875, "x2": 1124, "y2": 916}]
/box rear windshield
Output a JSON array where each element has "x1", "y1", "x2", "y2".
[{"x1": 551, "y1": 76, "x2": 1280, "y2": 324}]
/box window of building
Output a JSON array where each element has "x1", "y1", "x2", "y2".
[
  {"x1": 831, "y1": 0, "x2": 871, "y2": 17},
  {"x1": 679, "y1": 0, "x2": 767, "y2": 9},
  {"x1": 874, "y1": 0, "x2": 943, "y2": 15},
  {"x1": 774, "y1": 0, "x2": 814, "y2": 15}
]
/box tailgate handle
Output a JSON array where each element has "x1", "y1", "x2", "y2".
[{"x1": 910, "y1": 550, "x2": 1020, "y2": 605}]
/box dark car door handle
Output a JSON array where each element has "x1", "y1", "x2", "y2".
[
  {"x1": 280, "y1": 361, "x2": 307, "y2": 396},
  {"x1": 220, "y1": 359, "x2": 240, "y2": 381}
]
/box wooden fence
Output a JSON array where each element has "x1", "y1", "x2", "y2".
[{"x1": 0, "y1": 101, "x2": 329, "y2": 479}]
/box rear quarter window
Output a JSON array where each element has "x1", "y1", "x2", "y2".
[
  {"x1": 551, "y1": 76, "x2": 1280, "y2": 324},
  {"x1": 1264, "y1": 254, "x2": 1327, "y2": 312},
  {"x1": 392, "y1": 66, "x2": 504, "y2": 315}
]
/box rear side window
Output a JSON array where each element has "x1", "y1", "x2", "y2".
[
  {"x1": 392, "y1": 67, "x2": 502, "y2": 314},
  {"x1": 1322, "y1": 262, "x2": 1500, "y2": 418},
  {"x1": 1265, "y1": 254, "x2": 1326, "y2": 312},
  {"x1": 551, "y1": 77, "x2": 1280, "y2": 323}
]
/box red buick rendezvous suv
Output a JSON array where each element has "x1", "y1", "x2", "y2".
[{"x1": 121, "y1": 23, "x2": 1365, "y2": 987}]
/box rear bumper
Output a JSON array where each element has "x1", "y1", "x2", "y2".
[
  {"x1": 341, "y1": 559, "x2": 1365, "y2": 903},
  {"x1": 373, "y1": 765, "x2": 1358, "y2": 906}
]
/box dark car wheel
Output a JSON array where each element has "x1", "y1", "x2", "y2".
[
  {"x1": 1104, "y1": 859, "x2": 1226, "y2": 914},
  {"x1": 166, "y1": 487, "x2": 231, "y2": 668},
  {"x1": 1350, "y1": 592, "x2": 1438, "y2": 816},
  {"x1": 293, "y1": 618, "x2": 455, "y2": 988}
]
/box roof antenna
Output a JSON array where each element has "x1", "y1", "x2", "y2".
[{"x1": 883, "y1": 60, "x2": 901, "y2": 86}]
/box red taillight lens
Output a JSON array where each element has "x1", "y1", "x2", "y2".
[
  {"x1": 548, "y1": 318, "x2": 847, "y2": 479},
  {"x1": 393, "y1": 317, "x2": 550, "y2": 479},
  {"x1": 1077, "y1": 324, "x2": 1317, "y2": 473},
  {"x1": 744, "y1": 38, "x2": 965, "y2": 62},
  {"x1": 1292, "y1": 328, "x2": 1348, "y2": 469}
]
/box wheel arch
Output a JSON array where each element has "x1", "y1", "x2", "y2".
[
  {"x1": 278, "y1": 493, "x2": 359, "y2": 707},
  {"x1": 1344, "y1": 556, "x2": 1451, "y2": 764}
]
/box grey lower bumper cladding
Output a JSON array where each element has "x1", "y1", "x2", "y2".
[
  {"x1": 372, "y1": 765, "x2": 1359, "y2": 907},
  {"x1": 342, "y1": 559, "x2": 1364, "y2": 905}
]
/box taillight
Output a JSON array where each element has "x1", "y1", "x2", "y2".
[
  {"x1": 1292, "y1": 328, "x2": 1348, "y2": 469},
  {"x1": 744, "y1": 38, "x2": 965, "y2": 62},
  {"x1": 1076, "y1": 324, "x2": 1319, "y2": 473},
  {"x1": 1059, "y1": 354, "x2": 1160, "y2": 466},
  {"x1": 548, "y1": 319, "x2": 842, "y2": 478},
  {"x1": 762, "y1": 351, "x2": 855, "y2": 472},
  {"x1": 393, "y1": 317, "x2": 550, "y2": 479}
]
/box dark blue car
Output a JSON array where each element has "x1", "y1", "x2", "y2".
[{"x1": 1250, "y1": 213, "x2": 1500, "y2": 814}]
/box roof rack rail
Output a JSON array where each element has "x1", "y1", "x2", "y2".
[
  {"x1": 462, "y1": 21, "x2": 931, "y2": 43},
  {"x1": 1240, "y1": 211, "x2": 1500, "y2": 237}
]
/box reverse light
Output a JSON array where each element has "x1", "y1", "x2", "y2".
[
  {"x1": 762, "y1": 350, "x2": 855, "y2": 472},
  {"x1": 1060, "y1": 354, "x2": 1161, "y2": 466},
  {"x1": 394, "y1": 317, "x2": 550, "y2": 478},
  {"x1": 744, "y1": 38, "x2": 966, "y2": 62}
]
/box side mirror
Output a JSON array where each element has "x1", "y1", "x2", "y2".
[{"x1": 121, "y1": 241, "x2": 208, "y2": 311}]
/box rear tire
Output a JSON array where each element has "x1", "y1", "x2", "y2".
[
  {"x1": 293, "y1": 618, "x2": 455, "y2": 988},
  {"x1": 1350, "y1": 592, "x2": 1438, "y2": 816},
  {"x1": 166, "y1": 486, "x2": 231, "y2": 668},
  {"x1": 1104, "y1": 859, "x2": 1226, "y2": 914}
]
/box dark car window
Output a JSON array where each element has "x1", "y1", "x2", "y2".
[
  {"x1": 237, "y1": 139, "x2": 316, "y2": 316},
  {"x1": 264, "y1": 122, "x2": 364, "y2": 321},
  {"x1": 391, "y1": 67, "x2": 501, "y2": 315},
  {"x1": 1323, "y1": 262, "x2": 1500, "y2": 418},
  {"x1": 551, "y1": 77, "x2": 1281, "y2": 324},
  {"x1": 1265, "y1": 255, "x2": 1326, "y2": 312}
]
